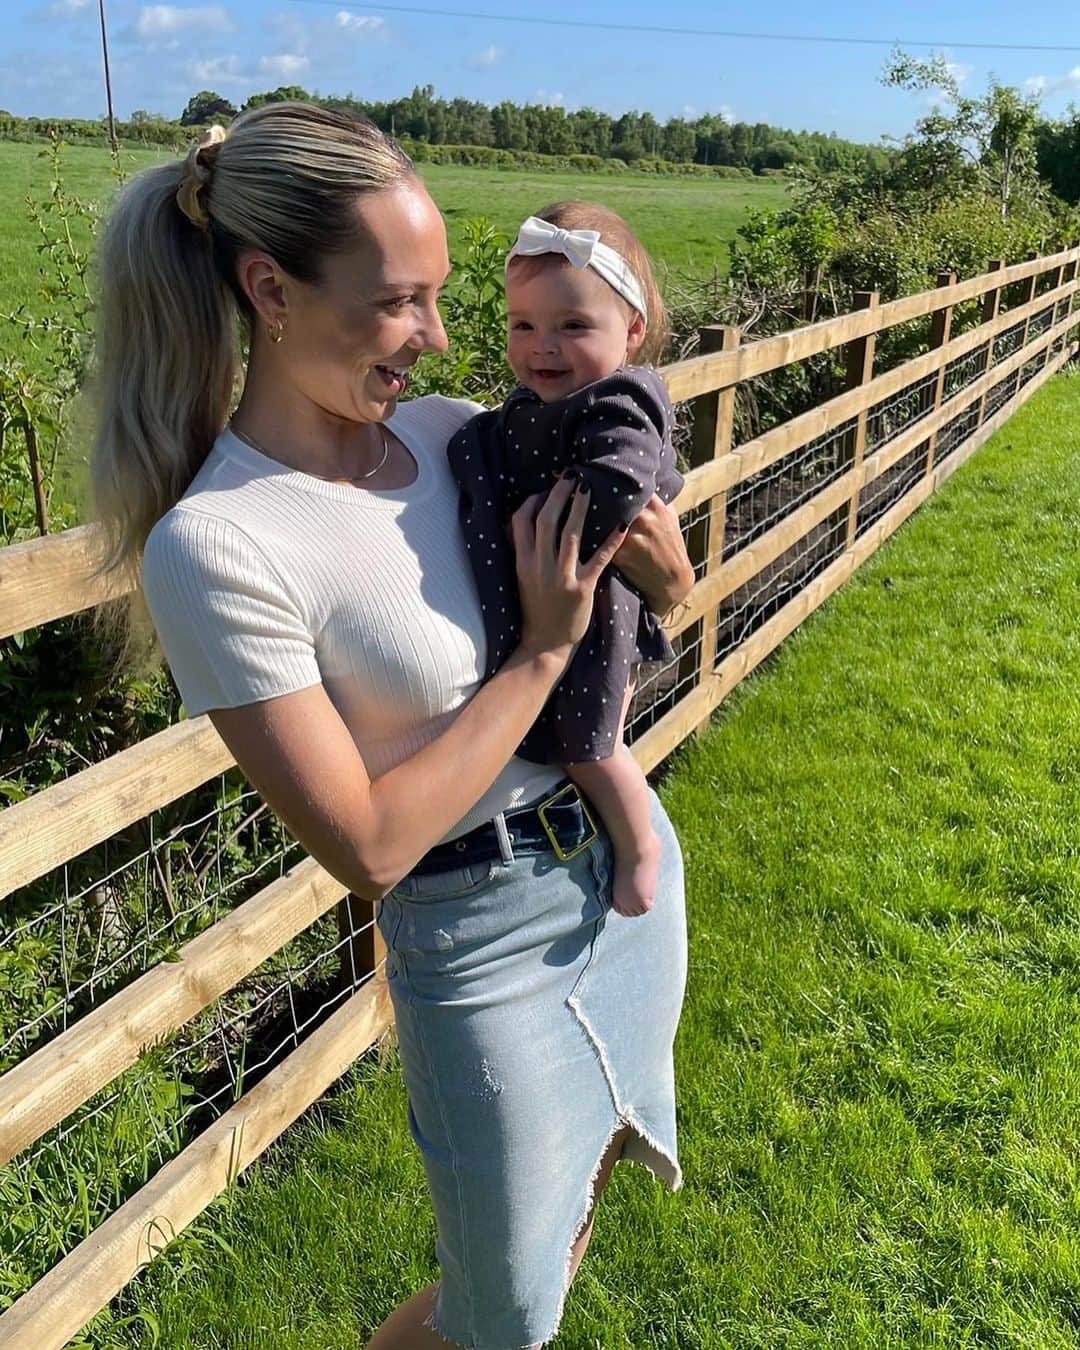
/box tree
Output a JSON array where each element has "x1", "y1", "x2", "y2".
[
  {"x1": 569, "y1": 107, "x2": 612, "y2": 157},
  {"x1": 1036, "y1": 109, "x2": 1080, "y2": 204},
  {"x1": 534, "y1": 105, "x2": 573, "y2": 156},
  {"x1": 751, "y1": 138, "x2": 804, "y2": 172},
  {"x1": 491, "y1": 100, "x2": 527, "y2": 150},
  {"x1": 638, "y1": 111, "x2": 661, "y2": 157},
  {"x1": 661, "y1": 118, "x2": 696, "y2": 163},
  {"x1": 882, "y1": 50, "x2": 1043, "y2": 219},
  {"x1": 179, "y1": 91, "x2": 238, "y2": 125},
  {"x1": 242, "y1": 85, "x2": 312, "y2": 111},
  {"x1": 611, "y1": 111, "x2": 645, "y2": 163}
]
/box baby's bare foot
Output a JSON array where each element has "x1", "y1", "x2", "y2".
[{"x1": 611, "y1": 831, "x2": 662, "y2": 918}]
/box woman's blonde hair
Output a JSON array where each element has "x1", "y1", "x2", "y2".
[
  {"x1": 90, "y1": 102, "x2": 415, "y2": 597},
  {"x1": 509, "y1": 200, "x2": 670, "y2": 365}
]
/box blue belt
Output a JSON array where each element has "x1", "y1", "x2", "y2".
[{"x1": 410, "y1": 781, "x2": 600, "y2": 875}]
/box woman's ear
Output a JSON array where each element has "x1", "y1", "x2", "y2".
[
  {"x1": 235, "y1": 249, "x2": 289, "y2": 331},
  {"x1": 625, "y1": 308, "x2": 647, "y2": 359}
]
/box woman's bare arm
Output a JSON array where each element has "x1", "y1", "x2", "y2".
[
  {"x1": 211, "y1": 642, "x2": 566, "y2": 899},
  {"x1": 208, "y1": 479, "x2": 625, "y2": 900}
]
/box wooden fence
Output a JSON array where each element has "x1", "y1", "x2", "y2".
[{"x1": 1, "y1": 244, "x2": 1078, "y2": 1347}]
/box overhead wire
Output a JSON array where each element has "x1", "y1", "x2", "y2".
[{"x1": 286, "y1": 0, "x2": 1080, "y2": 56}]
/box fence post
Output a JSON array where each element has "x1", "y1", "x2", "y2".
[
  {"x1": 1070, "y1": 245, "x2": 1080, "y2": 324},
  {"x1": 1049, "y1": 254, "x2": 1070, "y2": 359},
  {"x1": 1069, "y1": 248, "x2": 1080, "y2": 354},
  {"x1": 976, "y1": 259, "x2": 1004, "y2": 428},
  {"x1": 337, "y1": 894, "x2": 385, "y2": 994},
  {"x1": 924, "y1": 270, "x2": 957, "y2": 475},
  {"x1": 843, "y1": 290, "x2": 878, "y2": 547},
  {"x1": 1016, "y1": 250, "x2": 1041, "y2": 394},
  {"x1": 680, "y1": 323, "x2": 740, "y2": 707}
]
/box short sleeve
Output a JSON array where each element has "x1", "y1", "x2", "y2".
[{"x1": 140, "y1": 509, "x2": 322, "y2": 716}]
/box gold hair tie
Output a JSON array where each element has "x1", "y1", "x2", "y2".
[{"x1": 176, "y1": 124, "x2": 227, "y2": 233}]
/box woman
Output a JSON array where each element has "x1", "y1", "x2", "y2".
[{"x1": 91, "y1": 102, "x2": 692, "y2": 1349}]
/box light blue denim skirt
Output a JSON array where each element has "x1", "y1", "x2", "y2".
[{"x1": 375, "y1": 787, "x2": 687, "y2": 1349}]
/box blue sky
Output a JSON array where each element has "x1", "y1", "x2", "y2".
[{"x1": 6, "y1": 0, "x2": 1080, "y2": 143}]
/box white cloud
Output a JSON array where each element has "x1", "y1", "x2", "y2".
[
  {"x1": 134, "y1": 5, "x2": 233, "y2": 40},
  {"x1": 681, "y1": 104, "x2": 698, "y2": 119},
  {"x1": 945, "y1": 61, "x2": 973, "y2": 88},
  {"x1": 186, "y1": 51, "x2": 310, "y2": 85},
  {"x1": 258, "y1": 53, "x2": 310, "y2": 78},
  {"x1": 718, "y1": 104, "x2": 734, "y2": 125},
  {"x1": 45, "y1": 0, "x2": 91, "y2": 16},
  {"x1": 174, "y1": 6, "x2": 383, "y2": 98},
  {"x1": 467, "y1": 45, "x2": 504, "y2": 70},
  {"x1": 534, "y1": 89, "x2": 564, "y2": 107},
  {"x1": 187, "y1": 53, "x2": 244, "y2": 85},
  {"x1": 334, "y1": 12, "x2": 384, "y2": 34},
  {"x1": 1024, "y1": 66, "x2": 1080, "y2": 100}
]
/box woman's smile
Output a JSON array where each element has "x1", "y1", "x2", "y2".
[{"x1": 373, "y1": 362, "x2": 412, "y2": 395}]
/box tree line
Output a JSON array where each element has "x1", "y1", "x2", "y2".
[
  {"x1": 179, "y1": 79, "x2": 1080, "y2": 201},
  {"x1": 179, "y1": 84, "x2": 890, "y2": 176}
]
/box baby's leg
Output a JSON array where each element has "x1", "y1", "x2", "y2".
[{"x1": 567, "y1": 747, "x2": 660, "y2": 917}]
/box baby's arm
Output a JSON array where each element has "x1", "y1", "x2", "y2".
[
  {"x1": 567, "y1": 370, "x2": 681, "y2": 570},
  {"x1": 564, "y1": 682, "x2": 660, "y2": 918}
]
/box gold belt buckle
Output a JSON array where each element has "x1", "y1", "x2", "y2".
[{"x1": 536, "y1": 782, "x2": 598, "y2": 862}]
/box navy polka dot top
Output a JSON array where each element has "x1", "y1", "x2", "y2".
[{"x1": 448, "y1": 365, "x2": 684, "y2": 764}]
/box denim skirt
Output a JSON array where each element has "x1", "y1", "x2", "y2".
[{"x1": 375, "y1": 787, "x2": 688, "y2": 1349}]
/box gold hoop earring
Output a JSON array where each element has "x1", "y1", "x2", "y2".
[{"x1": 268, "y1": 320, "x2": 285, "y2": 344}]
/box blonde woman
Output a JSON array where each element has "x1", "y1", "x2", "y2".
[{"x1": 91, "y1": 102, "x2": 691, "y2": 1349}]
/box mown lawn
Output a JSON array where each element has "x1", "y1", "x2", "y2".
[
  {"x1": 0, "y1": 140, "x2": 786, "y2": 342},
  {"x1": 87, "y1": 368, "x2": 1080, "y2": 1348}
]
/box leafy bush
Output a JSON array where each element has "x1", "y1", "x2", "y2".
[{"x1": 407, "y1": 218, "x2": 514, "y2": 406}]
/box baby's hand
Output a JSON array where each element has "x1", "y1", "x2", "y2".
[{"x1": 610, "y1": 831, "x2": 661, "y2": 918}]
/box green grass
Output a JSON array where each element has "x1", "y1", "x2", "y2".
[
  {"x1": 95, "y1": 369, "x2": 1080, "y2": 1348},
  {"x1": 421, "y1": 164, "x2": 788, "y2": 277},
  {"x1": 0, "y1": 140, "x2": 787, "y2": 330}
]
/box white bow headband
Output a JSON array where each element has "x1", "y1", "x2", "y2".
[{"x1": 506, "y1": 216, "x2": 648, "y2": 320}]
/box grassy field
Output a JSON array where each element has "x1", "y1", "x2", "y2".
[
  {"x1": 84, "y1": 369, "x2": 1080, "y2": 1348},
  {"x1": 423, "y1": 164, "x2": 788, "y2": 277},
  {"x1": 0, "y1": 139, "x2": 787, "y2": 330}
]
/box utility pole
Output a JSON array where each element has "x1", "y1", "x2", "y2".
[{"x1": 98, "y1": 0, "x2": 118, "y2": 155}]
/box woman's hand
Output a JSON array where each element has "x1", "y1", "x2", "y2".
[
  {"x1": 512, "y1": 474, "x2": 628, "y2": 664},
  {"x1": 613, "y1": 494, "x2": 695, "y2": 617}
]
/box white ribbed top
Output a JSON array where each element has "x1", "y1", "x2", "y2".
[{"x1": 140, "y1": 394, "x2": 560, "y2": 840}]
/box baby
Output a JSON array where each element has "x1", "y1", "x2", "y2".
[{"x1": 448, "y1": 202, "x2": 683, "y2": 917}]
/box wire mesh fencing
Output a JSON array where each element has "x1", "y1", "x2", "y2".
[{"x1": 0, "y1": 774, "x2": 380, "y2": 1307}]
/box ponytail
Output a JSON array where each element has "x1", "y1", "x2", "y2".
[{"x1": 90, "y1": 152, "x2": 239, "y2": 580}]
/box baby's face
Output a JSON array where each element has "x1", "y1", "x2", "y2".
[{"x1": 505, "y1": 257, "x2": 639, "y2": 403}]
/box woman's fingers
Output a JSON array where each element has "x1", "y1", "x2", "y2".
[
  {"x1": 523, "y1": 474, "x2": 575, "y2": 563},
  {"x1": 532, "y1": 474, "x2": 575, "y2": 556},
  {"x1": 558, "y1": 482, "x2": 590, "y2": 575},
  {"x1": 510, "y1": 495, "x2": 537, "y2": 557},
  {"x1": 511, "y1": 491, "x2": 546, "y2": 527},
  {"x1": 580, "y1": 521, "x2": 630, "y2": 587}
]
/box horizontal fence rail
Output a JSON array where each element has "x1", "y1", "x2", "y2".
[
  {"x1": 661, "y1": 244, "x2": 1080, "y2": 403},
  {"x1": 0, "y1": 976, "x2": 392, "y2": 1350},
  {"x1": 1, "y1": 244, "x2": 1078, "y2": 1346}
]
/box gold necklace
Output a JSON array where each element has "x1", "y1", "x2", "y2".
[{"x1": 230, "y1": 422, "x2": 391, "y2": 483}]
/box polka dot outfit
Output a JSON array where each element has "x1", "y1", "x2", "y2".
[{"x1": 448, "y1": 365, "x2": 683, "y2": 764}]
